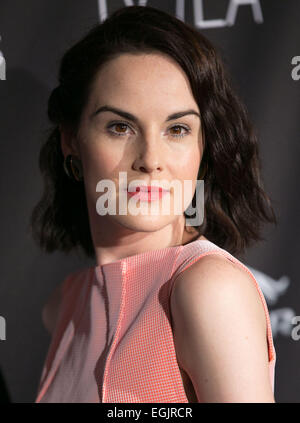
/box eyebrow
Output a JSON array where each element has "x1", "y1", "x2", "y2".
[{"x1": 90, "y1": 105, "x2": 201, "y2": 123}]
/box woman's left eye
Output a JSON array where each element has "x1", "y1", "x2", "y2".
[{"x1": 169, "y1": 125, "x2": 191, "y2": 138}]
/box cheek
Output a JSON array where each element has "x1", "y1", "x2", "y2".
[
  {"x1": 82, "y1": 143, "x2": 123, "y2": 179},
  {"x1": 171, "y1": 149, "x2": 200, "y2": 181},
  {"x1": 82, "y1": 146, "x2": 122, "y2": 203}
]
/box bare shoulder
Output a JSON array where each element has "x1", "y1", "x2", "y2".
[
  {"x1": 170, "y1": 253, "x2": 267, "y2": 345},
  {"x1": 170, "y1": 254, "x2": 274, "y2": 402},
  {"x1": 171, "y1": 253, "x2": 264, "y2": 307},
  {"x1": 42, "y1": 281, "x2": 64, "y2": 336}
]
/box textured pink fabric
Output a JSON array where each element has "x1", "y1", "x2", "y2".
[{"x1": 35, "y1": 238, "x2": 276, "y2": 403}]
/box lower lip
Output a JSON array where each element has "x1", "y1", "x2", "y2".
[{"x1": 126, "y1": 189, "x2": 169, "y2": 202}]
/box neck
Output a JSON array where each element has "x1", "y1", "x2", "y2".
[{"x1": 91, "y1": 215, "x2": 203, "y2": 267}]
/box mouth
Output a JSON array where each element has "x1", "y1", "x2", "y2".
[
  {"x1": 126, "y1": 185, "x2": 170, "y2": 201},
  {"x1": 136, "y1": 186, "x2": 168, "y2": 192}
]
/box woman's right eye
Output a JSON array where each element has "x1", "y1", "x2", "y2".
[{"x1": 106, "y1": 122, "x2": 132, "y2": 137}]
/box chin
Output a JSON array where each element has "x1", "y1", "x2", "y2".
[{"x1": 111, "y1": 214, "x2": 176, "y2": 233}]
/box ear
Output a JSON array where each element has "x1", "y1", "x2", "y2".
[{"x1": 59, "y1": 125, "x2": 79, "y2": 158}]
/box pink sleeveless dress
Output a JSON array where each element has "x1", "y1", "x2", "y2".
[{"x1": 34, "y1": 238, "x2": 276, "y2": 403}]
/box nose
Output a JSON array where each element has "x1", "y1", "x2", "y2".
[{"x1": 132, "y1": 134, "x2": 163, "y2": 174}]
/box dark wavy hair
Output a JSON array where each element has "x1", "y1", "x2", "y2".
[{"x1": 29, "y1": 5, "x2": 277, "y2": 261}]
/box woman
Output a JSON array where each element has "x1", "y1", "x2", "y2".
[{"x1": 30, "y1": 5, "x2": 277, "y2": 403}]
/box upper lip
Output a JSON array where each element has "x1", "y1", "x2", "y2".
[{"x1": 127, "y1": 184, "x2": 170, "y2": 192}]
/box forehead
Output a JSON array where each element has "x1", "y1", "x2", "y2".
[{"x1": 88, "y1": 53, "x2": 197, "y2": 109}]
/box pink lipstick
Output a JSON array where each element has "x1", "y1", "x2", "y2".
[{"x1": 127, "y1": 186, "x2": 169, "y2": 202}]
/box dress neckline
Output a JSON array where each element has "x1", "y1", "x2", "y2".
[{"x1": 94, "y1": 235, "x2": 209, "y2": 273}]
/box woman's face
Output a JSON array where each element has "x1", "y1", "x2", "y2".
[{"x1": 67, "y1": 52, "x2": 203, "y2": 238}]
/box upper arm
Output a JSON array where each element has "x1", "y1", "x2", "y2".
[
  {"x1": 42, "y1": 282, "x2": 63, "y2": 336},
  {"x1": 170, "y1": 254, "x2": 275, "y2": 403}
]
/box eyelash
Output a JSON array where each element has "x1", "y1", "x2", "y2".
[{"x1": 106, "y1": 122, "x2": 191, "y2": 139}]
